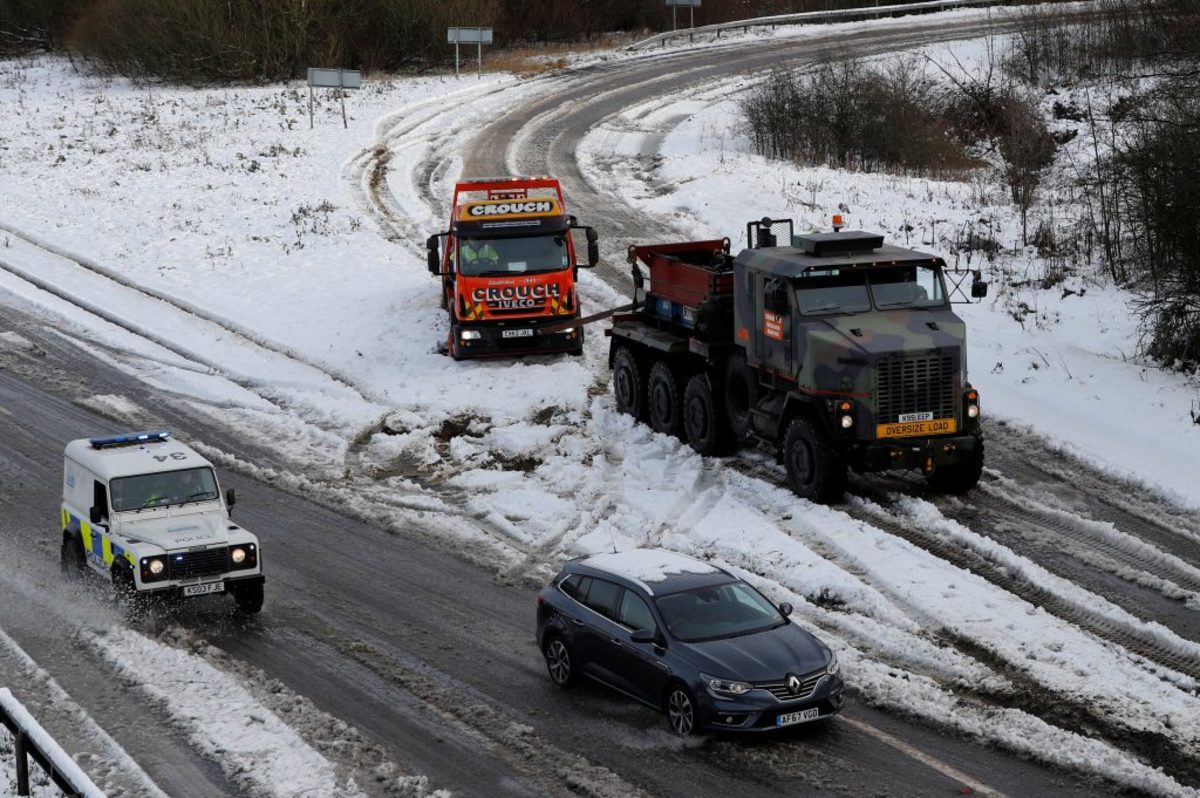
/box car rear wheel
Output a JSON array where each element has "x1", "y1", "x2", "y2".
[
  {"x1": 543, "y1": 636, "x2": 577, "y2": 688},
  {"x1": 666, "y1": 684, "x2": 697, "y2": 736}
]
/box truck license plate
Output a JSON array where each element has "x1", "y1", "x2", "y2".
[
  {"x1": 876, "y1": 418, "x2": 957, "y2": 439},
  {"x1": 898, "y1": 411, "x2": 934, "y2": 423},
  {"x1": 183, "y1": 581, "x2": 224, "y2": 597},
  {"x1": 501, "y1": 328, "x2": 534, "y2": 338},
  {"x1": 777, "y1": 707, "x2": 821, "y2": 727}
]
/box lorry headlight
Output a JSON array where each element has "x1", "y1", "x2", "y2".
[
  {"x1": 967, "y1": 404, "x2": 979, "y2": 418},
  {"x1": 559, "y1": 327, "x2": 575, "y2": 334},
  {"x1": 231, "y1": 547, "x2": 246, "y2": 564},
  {"x1": 460, "y1": 330, "x2": 481, "y2": 341},
  {"x1": 965, "y1": 389, "x2": 980, "y2": 420},
  {"x1": 840, "y1": 415, "x2": 853, "y2": 429}
]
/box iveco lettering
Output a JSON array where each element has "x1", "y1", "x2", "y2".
[
  {"x1": 59, "y1": 431, "x2": 265, "y2": 615},
  {"x1": 536, "y1": 549, "x2": 844, "y2": 734}
]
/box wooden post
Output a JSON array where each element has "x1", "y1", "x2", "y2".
[
  {"x1": 455, "y1": 40, "x2": 460, "y2": 79},
  {"x1": 338, "y1": 69, "x2": 348, "y2": 129}
]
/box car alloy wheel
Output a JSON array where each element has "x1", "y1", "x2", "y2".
[
  {"x1": 667, "y1": 687, "x2": 695, "y2": 736},
  {"x1": 545, "y1": 638, "x2": 572, "y2": 686}
]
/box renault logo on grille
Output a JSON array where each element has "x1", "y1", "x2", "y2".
[{"x1": 787, "y1": 674, "x2": 802, "y2": 694}]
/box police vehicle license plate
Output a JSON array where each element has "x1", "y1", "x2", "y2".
[
  {"x1": 501, "y1": 328, "x2": 533, "y2": 338},
  {"x1": 183, "y1": 581, "x2": 224, "y2": 597},
  {"x1": 777, "y1": 707, "x2": 821, "y2": 727}
]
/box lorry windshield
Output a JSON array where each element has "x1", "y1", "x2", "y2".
[
  {"x1": 869, "y1": 265, "x2": 946, "y2": 309},
  {"x1": 794, "y1": 264, "x2": 946, "y2": 315},
  {"x1": 794, "y1": 271, "x2": 871, "y2": 315},
  {"x1": 457, "y1": 234, "x2": 569, "y2": 277},
  {"x1": 111, "y1": 467, "x2": 220, "y2": 511}
]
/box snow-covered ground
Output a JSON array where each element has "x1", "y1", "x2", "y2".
[{"x1": 1, "y1": 6, "x2": 1198, "y2": 796}]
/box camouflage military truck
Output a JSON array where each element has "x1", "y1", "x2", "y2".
[{"x1": 610, "y1": 218, "x2": 988, "y2": 504}]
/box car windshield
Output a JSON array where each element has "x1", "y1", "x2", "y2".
[
  {"x1": 654, "y1": 581, "x2": 785, "y2": 643},
  {"x1": 457, "y1": 234, "x2": 569, "y2": 277},
  {"x1": 868, "y1": 264, "x2": 946, "y2": 309},
  {"x1": 793, "y1": 269, "x2": 871, "y2": 315},
  {"x1": 111, "y1": 467, "x2": 219, "y2": 511}
]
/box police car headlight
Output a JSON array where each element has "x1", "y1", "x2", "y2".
[
  {"x1": 231, "y1": 547, "x2": 246, "y2": 564},
  {"x1": 148, "y1": 559, "x2": 165, "y2": 575},
  {"x1": 460, "y1": 330, "x2": 481, "y2": 341}
]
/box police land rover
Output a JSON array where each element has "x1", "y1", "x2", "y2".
[{"x1": 59, "y1": 431, "x2": 264, "y2": 613}]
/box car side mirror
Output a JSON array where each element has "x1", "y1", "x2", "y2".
[
  {"x1": 426, "y1": 235, "x2": 441, "y2": 276},
  {"x1": 971, "y1": 275, "x2": 988, "y2": 299},
  {"x1": 89, "y1": 506, "x2": 103, "y2": 526},
  {"x1": 225, "y1": 488, "x2": 237, "y2": 511},
  {"x1": 586, "y1": 227, "x2": 599, "y2": 268},
  {"x1": 631, "y1": 628, "x2": 656, "y2": 644},
  {"x1": 778, "y1": 602, "x2": 793, "y2": 617}
]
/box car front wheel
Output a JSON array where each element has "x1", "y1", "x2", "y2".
[
  {"x1": 666, "y1": 684, "x2": 697, "y2": 736},
  {"x1": 544, "y1": 636, "x2": 577, "y2": 688}
]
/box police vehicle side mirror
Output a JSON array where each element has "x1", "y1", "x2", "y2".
[
  {"x1": 89, "y1": 506, "x2": 103, "y2": 526},
  {"x1": 778, "y1": 602, "x2": 794, "y2": 617},
  {"x1": 225, "y1": 488, "x2": 237, "y2": 510},
  {"x1": 971, "y1": 274, "x2": 988, "y2": 299},
  {"x1": 426, "y1": 235, "x2": 441, "y2": 276},
  {"x1": 586, "y1": 227, "x2": 599, "y2": 268}
]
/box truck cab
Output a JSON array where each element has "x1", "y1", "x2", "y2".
[
  {"x1": 427, "y1": 176, "x2": 599, "y2": 359},
  {"x1": 60, "y1": 431, "x2": 264, "y2": 614}
]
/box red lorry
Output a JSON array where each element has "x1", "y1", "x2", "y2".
[{"x1": 426, "y1": 177, "x2": 599, "y2": 359}]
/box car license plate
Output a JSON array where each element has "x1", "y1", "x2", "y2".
[
  {"x1": 876, "y1": 417, "x2": 957, "y2": 439},
  {"x1": 777, "y1": 707, "x2": 821, "y2": 727},
  {"x1": 183, "y1": 581, "x2": 224, "y2": 597},
  {"x1": 501, "y1": 328, "x2": 533, "y2": 338}
]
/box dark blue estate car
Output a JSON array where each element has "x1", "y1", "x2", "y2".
[{"x1": 536, "y1": 549, "x2": 844, "y2": 734}]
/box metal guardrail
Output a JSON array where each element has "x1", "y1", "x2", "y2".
[
  {"x1": 627, "y1": 0, "x2": 1013, "y2": 49},
  {"x1": 0, "y1": 688, "x2": 105, "y2": 798}
]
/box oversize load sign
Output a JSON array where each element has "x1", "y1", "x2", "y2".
[
  {"x1": 876, "y1": 418, "x2": 957, "y2": 439},
  {"x1": 763, "y1": 311, "x2": 784, "y2": 341},
  {"x1": 464, "y1": 199, "x2": 561, "y2": 220}
]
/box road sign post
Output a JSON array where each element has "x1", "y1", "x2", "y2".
[
  {"x1": 665, "y1": 0, "x2": 700, "y2": 34},
  {"x1": 306, "y1": 67, "x2": 363, "y2": 129},
  {"x1": 447, "y1": 27, "x2": 494, "y2": 80}
]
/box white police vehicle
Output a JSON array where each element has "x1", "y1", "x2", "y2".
[{"x1": 60, "y1": 431, "x2": 264, "y2": 613}]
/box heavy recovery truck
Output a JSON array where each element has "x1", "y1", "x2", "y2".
[
  {"x1": 609, "y1": 218, "x2": 989, "y2": 504},
  {"x1": 426, "y1": 176, "x2": 599, "y2": 360}
]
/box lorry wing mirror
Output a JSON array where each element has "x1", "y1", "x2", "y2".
[
  {"x1": 585, "y1": 227, "x2": 599, "y2": 268},
  {"x1": 89, "y1": 506, "x2": 103, "y2": 526},
  {"x1": 971, "y1": 274, "x2": 989, "y2": 299},
  {"x1": 225, "y1": 488, "x2": 237, "y2": 510},
  {"x1": 426, "y1": 235, "x2": 441, "y2": 276}
]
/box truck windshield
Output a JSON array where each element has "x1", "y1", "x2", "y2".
[
  {"x1": 111, "y1": 467, "x2": 220, "y2": 511},
  {"x1": 869, "y1": 265, "x2": 946, "y2": 309},
  {"x1": 794, "y1": 270, "x2": 871, "y2": 315},
  {"x1": 655, "y1": 582, "x2": 786, "y2": 643},
  {"x1": 457, "y1": 234, "x2": 569, "y2": 277}
]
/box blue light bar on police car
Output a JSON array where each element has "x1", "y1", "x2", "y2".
[{"x1": 89, "y1": 431, "x2": 171, "y2": 449}]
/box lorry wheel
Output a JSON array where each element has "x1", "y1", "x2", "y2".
[
  {"x1": 926, "y1": 435, "x2": 985, "y2": 495},
  {"x1": 234, "y1": 582, "x2": 264, "y2": 614},
  {"x1": 783, "y1": 418, "x2": 847, "y2": 504},
  {"x1": 647, "y1": 360, "x2": 684, "y2": 437},
  {"x1": 683, "y1": 374, "x2": 734, "y2": 456},
  {"x1": 723, "y1": 351, "x2": 758, "y2": 443},
  {"x1": 612, "y1": 346, "x2": 647, "y2": 420},
  {"x1": 60, "y1": 534, "x2": 86, "y2": 580}
]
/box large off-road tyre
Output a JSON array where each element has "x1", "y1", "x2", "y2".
[
  {"x1": 683, "y1": 374, "x2": 734, "y2": 456},
  {"x1": 612, "y1": 346, "x2": 647, "y2": 420},
  {"x1": 234, "y1": 581, "x2": 265, "y2": 614},
  {"x1": 665, "y1": 683, "x2": 698, "y2": 736},
  {"x1": 60, "y1": 534, "x2": 86, "y2": 581},
  {"x1": 783, "y1": 417, "x2": 847, "y2": 504},
  {"x1": 542, "y1": 634, "x2": 578, "y2": 688},
  {"x1": 723, "y1": 351, "x2": 758, "y2": 444},
  {"x1": 647, "y1": 360, "x2": 684, "y2": 437},
  {"x1": 926, "y1": 435, "x2": 985, "y2": 495}
]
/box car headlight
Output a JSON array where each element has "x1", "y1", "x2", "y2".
[
  {"x1": 231, "y1": 547, "x2": 246, "y2": 564},
  {"x1": 149, "y1": 559, "x2": 164, "y2": 575},
  {"x1": 460, "y1": 330, "x2": 481, "y2": 341},
  {"x1": 826, "y1": 653, "x2": 840, "y2": 677},
  {"x1": 702, "y1": 672, "x2": 752, "y2": 698}
]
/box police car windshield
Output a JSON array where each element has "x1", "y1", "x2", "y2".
[
  {"x1": 654, "y1": 581, "x2": 785, "y2": 643},
  {"x1": 794, "y1": 270, "x2": 871, "y2": 315},
  {"x1": 111, "y1": 467, "x2": 220, "y2": 511},
  {"x1": 869, "y1": 265, "x2": 946, "y2": 309},
  {"x1": 458, "y1": 234, "x2": 568, "y2": 277}
]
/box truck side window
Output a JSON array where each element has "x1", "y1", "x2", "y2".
[
  {"x1": 764, "y1": 278, "x2": 789, "y2": 315},
  {"x1": 93, "y1": 481, "x2": 109, "y2": 523}
]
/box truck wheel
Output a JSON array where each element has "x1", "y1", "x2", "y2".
[
  {"x1": 647, "y1": 360, "x2": 684, "y2": 437},
  {"x1": 683, "y1": 374, "x2": 734, "y2": 456},
  {"x1": 927, "y1": 435, "x2": 985, "y2": 495},
  {"x1": 723, "y1": 351, "x2": 758, "y2": 444},
  {"x1": 60, "y1": 534, "x2": 86, "y2": 580},
  {"x1": 783, "y1": 418, "x2": 847, "y2": 504},
  {"x1": 234, "y1": 581, "x2": 264, "y2": 614},
  {"x1": 612, "y1": 346, "x2": 647, "y2": 420}
]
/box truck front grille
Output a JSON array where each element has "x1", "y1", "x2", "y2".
[
  {"x1": 167, "y1": 547, "x2": 230, "y2": 579},
  {"x1": 756, "y1": 668, "x2": 827, "y2": 702},
  {"x1": 876, "y1": 353, "x2": 958, "y2": 423}
]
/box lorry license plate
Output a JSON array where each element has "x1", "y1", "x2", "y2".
[
  {"x1": 876, "y1": 418, "x2": 957, "y2": 439},
  {"x1": 501, "y1": 328, "x2": 533, "y2": 338},
  {"x1": 777, "y1": 707, "x2": 821, "y2": 727},
  {"x1": 898, "y1": 411, "x2": 933, "y2": 423},
  {"x1": 183, "y1": 581, "x2": 224, "y2": 597}
]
